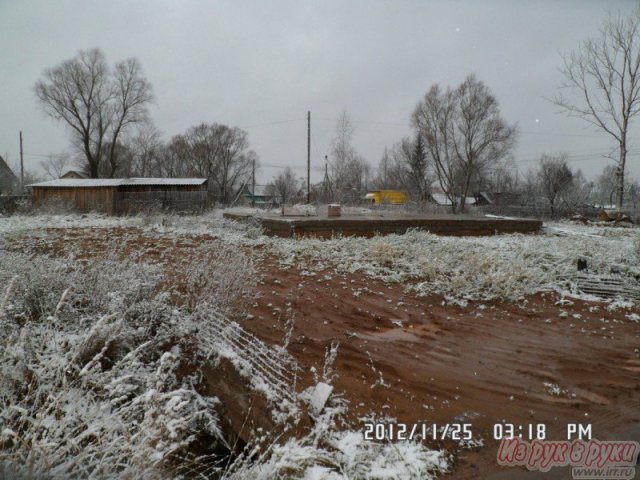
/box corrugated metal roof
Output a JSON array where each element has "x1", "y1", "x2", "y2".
[
  {"x1": 28, "y1": 178, "x2": 207, "y2": 188},
  {"x1": 122, "y1": 178, "x2": 207, "y2": 186}
]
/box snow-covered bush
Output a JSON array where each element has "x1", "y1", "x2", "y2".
[
  {"x1": 0, "y1": 251, "x2": 229, "y2": 478},
  {"x1": 171, "y1": 244, "x2": 257, "y2": 318}
]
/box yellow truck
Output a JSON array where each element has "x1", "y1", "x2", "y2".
[{"x1": 364, "y1": 190, "x2": 408, "y2": 205}]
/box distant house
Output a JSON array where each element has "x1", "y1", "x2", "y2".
[
  {"x1": 60, "y1": 170, "x2": 88, "y2": 179},
  {"x1": 473, "y1": 192, "x2": 494, "y2": 206},
  {"x1": 0, "y1": 155, "x2": 19, "y2": 195},
  {"x1": 241, "y1": 184, "x2": 274, "y2": 207},
  {"x1": 488, "y1": 192, "x2": 526, "y2": 207},
  {"x1": 28, "y1": 178, "x2": 208, "y2": 214},
  {"x1": 471, "y1": 191, "x2": 532, "y2": 207},
  {"x1": 430, "y1": 193, "x2": 477, "y2": 206}
]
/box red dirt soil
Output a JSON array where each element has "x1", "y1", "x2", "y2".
[
  {"x1": 245, "y1": 261, "x2": 640, "y2": 479},
  {"x1": 17, "y1": 227, "x2": 640, "y2": 479}
]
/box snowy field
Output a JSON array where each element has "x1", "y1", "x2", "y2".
[
  {"x1": 2, "y1": 211, "x2": 638, "y2": 303},
  {"x1": 0, "y1": 211, "x2": 638, "y2": 479}
]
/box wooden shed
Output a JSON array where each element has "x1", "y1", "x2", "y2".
[{"x1": 29, "y1": 178, "x2": 208, "y2": 214}]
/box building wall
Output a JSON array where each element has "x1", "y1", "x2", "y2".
[
  {"x1": 32, "y1": 186, "x2": 116, "y2": 214},
  {"x1": 114, "y1": 185, "x2": 208, "y2": 214},
  {"x1": 32, "y1": 183, "x2": 208, "y2": 215}
]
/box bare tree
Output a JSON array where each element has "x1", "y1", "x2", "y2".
[
  {"x1": 329, "y1": 110, "x2": 372, "y2": 202},
  {"x1": 373, "y1": 145, "x2": 408, "y2": 191},
  {"x1": 266, "y1": 167, "x2": 299, "y2": 205},
  {"x1": 536, "y1": 154, "x2": 574, "y2": 218},
  {"x1": 128, "y1": 125, "x2": 164, "y2": 177},
  {"x1": 413, "y1": 74, "x2": 516, "y2": 213},
  {"x1": 481, "y1": 158, "x2": 520, "y2": 194},
  {"x1": 595, "y1": 164, "x2": 620, "y2": 207},
  {"x1": 553, "y1": 8, "x2": 640, "y2": 209},
  {"x1": 376, "y1": 148, "x2": 392, "y2": 189},
  {"x1": 34, "y1": 49, "x2": 154, "y2": 178},
  {"x1": 40, "y1": 153, "x2": 71, "y2": 179},
  {"x1": 373, "y1": 136, "x2": 433, "y2": 200},
  {"x1": 169, "y1": 123, "x2": 255, "y2": 204},
  {"x1": 155, "y1": 136, "x2": 191, "y2": 178}
]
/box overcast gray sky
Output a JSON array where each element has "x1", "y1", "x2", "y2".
[{"x1": 1, "y1": 0, "x2": 638, "y2": 184}]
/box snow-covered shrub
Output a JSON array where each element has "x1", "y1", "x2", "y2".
[
  {"x1": 170, "y1": 244, "x2": 257, "y2": 317},
  {"x1": 225, "y1": 397, "x2": 448, "y2": 480},
  {"x1": 0, "y1": 251, "x2": 232, "y2": 478},
  {"x1": 368, "y1": 238, "x2": 395, "y2": 267}
]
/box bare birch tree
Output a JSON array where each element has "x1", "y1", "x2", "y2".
[
  {"x1": 34, "y1": 49, "x2": 154, "y2": 178},
  {"x1": 413, "y1": 75, "x2": 516, "y2": 213},
  {"x1": 373, "y1": 145, "x2": 407, "y2": 191},
  {"x1": 553, "y1": 8, "x2": 640, "y2": 209},
  {"x1": 329, "y1": 110, "x2": 372, "y2": 202},
  {"x1": 266, "y1": 167, "x2": 300, "y2": 205},
  {"x1": 40, "y1": 153, "x2": 71, "y2": 179}
]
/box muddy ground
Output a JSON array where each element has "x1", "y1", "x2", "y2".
[
  {"x1": 14, "y1": 226, "x2": 640, "y2": 479},
  {"x1": 248, "y1": 257, "x2": 640, "y2": 479}
]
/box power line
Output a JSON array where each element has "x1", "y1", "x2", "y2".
[
  {"x1": 241, "y1": 118, "x2": 303, "y2": 129},
  {"x1": 513, "y1": 148, "x2": 640, "y2": 164},
  {"x1": 313, "y1": 116, "x2": 607, "y2": 138},
  {"x1": 261, "y1": 162, "x2": 324, "y2": 172},
  {"x1": 518, "y1": 129, "x2": 596, "y2": 138},
  {"x1": 314, "y1": 116, "x2": 411, "y2": 128}
]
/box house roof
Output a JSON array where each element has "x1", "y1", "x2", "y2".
[
  {"x1": 60, "y1": 170, "x2": 88, "y2": 179},
  {"x1": 476, "y1": 192, "x2": 494, "y2": 204},
  {"x1": 0, "y1": 155, "x2": 18, "y2": 182},
  {"x1": 28, "y1": 178, "x2": 208, "y2": 188},
  {"x1": 431, "y1": 193, "x2": 476, "y2": 206}
]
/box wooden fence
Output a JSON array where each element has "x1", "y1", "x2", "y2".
[{"x1": 114, "y1": 190, "x2": 208, "y2": 214}]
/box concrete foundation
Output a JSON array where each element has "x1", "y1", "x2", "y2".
[{"x1": 224, "y1": 212, "x2": 542, "y2": 238}]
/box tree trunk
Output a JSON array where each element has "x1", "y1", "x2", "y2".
[{"x1": 617, "y1": 141, "x2": 626, "y2": 210}]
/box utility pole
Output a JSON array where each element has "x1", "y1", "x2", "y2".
[
  {"x1": 251, "y1": 157, "x2": 256, "y2": 208},
  {"x1": 307, "y1": 111, "x2": 311, "y2": 204},
  {"x1": 19, "y1": 131, "x2": 24, "y2": 193}
]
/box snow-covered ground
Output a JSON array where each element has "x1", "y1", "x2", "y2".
[{"x1": 2, "y1": 211, "x2": 638, "y2": 303}]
